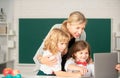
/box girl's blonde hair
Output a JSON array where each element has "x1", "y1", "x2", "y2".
[
  {"x1": 43, "y1": 28, "x2": 70, "y2": 54},
  {"x1": 61, "y1": 11, "x2": 87, "y2": 38}
]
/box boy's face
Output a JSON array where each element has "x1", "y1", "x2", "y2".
[
  {"x1": 67, "y1": 22, "x2": 86, "y2": 38},
  {"x1": 57, "y1": 41, "x2": 68, "y2": 52},
  {"x1": 74, "y1": 48, "x2": 89, "y2": 62}
]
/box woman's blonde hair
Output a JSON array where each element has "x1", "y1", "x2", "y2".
[
  {"x1": 61, "y1": 11, "x2": 87, "y2": 37},
  {"x1": 43, "y1": 28, "x2": 70, "y2": 54},
  {"x1": 68, "y1": 11, "x2": 86, "y2": 23}
]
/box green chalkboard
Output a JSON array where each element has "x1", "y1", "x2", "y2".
[{"x1": 19, "y1": 18, "x2": 111, "y2": 64}]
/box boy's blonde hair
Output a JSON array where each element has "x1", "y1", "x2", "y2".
[{"x1": 43, "y1": 28, "x2": 70, "y2": 54}]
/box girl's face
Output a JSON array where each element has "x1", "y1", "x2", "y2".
[
  {"x1": 74, "y1": 48, "x2": 89, "y2": 62},
  {"x1": 57, "y1": 41, "x2": 68, "y2": 52},
  {"x1": 67, "y1": 22, "x2": 86, "y2": 38}
]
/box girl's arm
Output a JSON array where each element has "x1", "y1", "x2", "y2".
[
  {"x1": 67, "y1": 64, "x2": 84, "y2": 70},
  {"x1": 65, "y1": 58, "x2": 87, "y2": 75},
  {"x1": 54, "y1": 71, "x2": 82, "y2": 77},
  {"x1": 67, "y1": 64, "x2": 88, "y2": 75}
]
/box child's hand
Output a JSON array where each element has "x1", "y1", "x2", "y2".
[
  {"x1": 78, "y1": 66, "x2": 88, "y2": 76},
  {"x1": 37, "y1": 54, "x2": 57, "y2": 66},
  {"x1": 74, "y1": 72, "x2": 82, "y2": 77}
]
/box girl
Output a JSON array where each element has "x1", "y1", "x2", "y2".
[
  {"x1": 65, "y1": 40, "x2": 94, "y2": 77},
  {"x1": 37, "y1": 28, "x2": 82, "y2": 77},
  {"x1": 33, "y1": 11, "x2": 87, "y2": 71}
]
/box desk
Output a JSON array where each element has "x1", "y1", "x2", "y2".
[
  {"x1": 0, "y1": 75, "x2": 93, "y2": 78},
  {"x1": 26, "y1": 76, "x2": 93, "y2": 78},
  {"x1": 23, "y1": 75, "x2": 95, "y2": 78},
  {"x1": 23, "y1": 75, "x2": 75, "y2": 78},
  {"x1": 1, "y1": 74, "x2": 120, "y2": 78}
]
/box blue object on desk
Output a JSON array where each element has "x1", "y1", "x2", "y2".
[
  {"x1": 1, "y1": 74, "x2": 22, "y2": 78},
  {"x1": 2, "y1": 74, "x2": 12, "y2": 78},
  {"x1": 13, "y1": 74, "x2": 21, "y2": 78}
]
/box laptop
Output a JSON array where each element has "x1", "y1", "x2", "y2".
[{"x1": 94, "y1": 52, "x2": 118, "y2": 78}]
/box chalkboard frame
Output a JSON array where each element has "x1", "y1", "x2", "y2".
[{"x1": 19, "y1": 18, "x2": 111, "y2": 64}]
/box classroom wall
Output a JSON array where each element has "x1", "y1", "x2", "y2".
[
  {"x1": 0, "y1": 0, "x2": 14, "y2": 25},
  {"x1": 0, "y1": 0, "x2": 120, "y2": 75}
]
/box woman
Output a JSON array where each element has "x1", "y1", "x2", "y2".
[{"x1": 33, "y1": 11, "x2": 87, "y2": 73}]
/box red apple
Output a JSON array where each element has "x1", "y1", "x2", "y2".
[
  {"x1": 11, "y1": 69, "x2": 20, "y2": 76},
  {"x1": 2, "y1": 68, "x2": 13, "y2": 76}
]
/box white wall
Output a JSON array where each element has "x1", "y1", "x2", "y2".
[
  {"x1": 1, "y1": 0, "x2": 120, "y2": 76},
  {"x1": 0, "y1": 0, "x2": 15, "y2": 63},
  {"x1": 0, "y1": 0, "x2": 14, "y2": 24}
]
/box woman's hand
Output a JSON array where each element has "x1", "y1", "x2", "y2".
[
  {"x1": 115, "y1": 64, "x2": 120, "y2": 71},
  {"x1": 37, "y1": 54, "x2": 57, "y2": 66}
]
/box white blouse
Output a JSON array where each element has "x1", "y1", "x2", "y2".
[{"x1": 40, "y1": 50, "x2": 62, "y2": 74}]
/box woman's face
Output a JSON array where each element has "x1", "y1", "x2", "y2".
[
  {"x1": 74, "y1": 48, "x2": 89, "y2": 62},
  {"x1": 67, "y1": 22, "x2": 86, "y2": 38}
]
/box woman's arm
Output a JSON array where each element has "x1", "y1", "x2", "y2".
[
  {"x1": 33, "y1": 24, "x2": 62, "y2": 65},
  {"x1": 33, "y1": 43, "x2": 44, "y2": 65},
  {"x1": 37, "y1": 54, "x2": 57, "y2": 66}
]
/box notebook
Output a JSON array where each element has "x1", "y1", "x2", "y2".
[{"x1": 94, "y1": 52, "x2": 118, "y2": 78}]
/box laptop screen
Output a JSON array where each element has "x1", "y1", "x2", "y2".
[{"x1": 94, "y1": 52, "x2": 118, "y2": 78}]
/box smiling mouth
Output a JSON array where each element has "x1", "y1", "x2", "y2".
[
  {"x1": 75, "y1": 33, "x2": 80, "y2": 36},
  {"x1": 75, "y1": 35, "x2": 80, "y2": 38}
]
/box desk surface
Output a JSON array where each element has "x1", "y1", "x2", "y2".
[
  {"x1": 0, "y1": 74, "x2": 93, "y2": 78},
  {"x1": 29, "y1": 76, "x2": 93, "y2": 78},
  {"x1": 2, "y1": 74, "x2": 120, "y2": 78}
]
